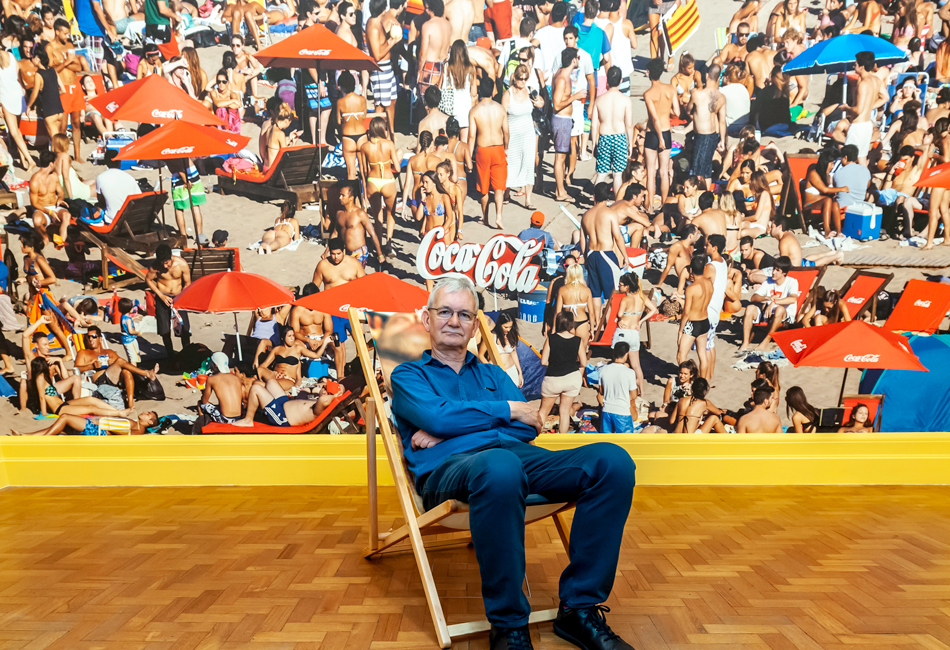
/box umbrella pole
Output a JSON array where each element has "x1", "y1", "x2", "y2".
[
  {"x1": 234, "y1": 312, "x2": 243, "y2": 363},
  {"x1": 317, "y1": 61, "x2": 322, "y2": 180},
  {"x1": 838, "y1": 367, "x2": 849, "y2": 406}
]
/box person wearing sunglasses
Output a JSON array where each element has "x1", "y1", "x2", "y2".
[
  {"x1": 73, "y1": 326, "x2": 159, "y2": 409},
  {"x1": 229, "y1": 34, "x2": 264, "y2": 102},
  {"x1": 714, "y1": 21, "x2": 751, "y2": 66}
]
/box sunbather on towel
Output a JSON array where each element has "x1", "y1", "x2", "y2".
[{"x1": 232, "y1": 378, "x2": 344, "y2": 428}]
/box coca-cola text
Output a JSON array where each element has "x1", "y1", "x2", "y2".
[
  {"x1": 298, "y1": 48, "x2": 332, "y2": 56},
  {"x1": 914, "y1": 300, "x2": 932, "y2": 308},
  {"x1": 843, "y1": 354, "x2": 880, "y2": 363},
  {"x1": 161, "y1": 146, "x2": 194, "y2": 155}
]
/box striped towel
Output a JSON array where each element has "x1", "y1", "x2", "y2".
[{"x1": 662, "y1": 0, "x2": 700, "y2": 54}]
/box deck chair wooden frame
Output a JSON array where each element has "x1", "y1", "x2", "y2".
[
  {"x1": 590, "y1": 292, "x2": 652, "y2": 352},
  {"x1": 838, "y1": 270, "x2": 894, "y2": 322},
  {"x1": 348, "y1": 307, "x2": 575, "y2": 648},
  {"x1": 78, "y1": 230, "x2": 151, "y2": 292},
  {"x1": 216, "y1": 145, "x2": 320, "y2": 208},
  {"x1": 841, "y1": 393, "x2": 884, "y2": 431},
  {"x1": 79, "y1": 191, "x2": 180, "y2": 255}
]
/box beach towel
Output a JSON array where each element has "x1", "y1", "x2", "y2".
[{"x1": 662, "y1": 0, "x2": 699, "y2": 54}]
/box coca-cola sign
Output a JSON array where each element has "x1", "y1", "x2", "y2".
[
  {"x1": 416, "y1": 227, "x2": 544, "y2": 293},
  {"x1": 298, "y1": 48, "x2": 332, "y2": 56},
  {"x1": 790, "y1": 339, "x2": 807, "y2": 353},
  {"x1": 846, "y1": 296, "x2": 865, "y2": 304},
  {"x1": 914, "y1": 300, "x2": 932, "y2": 308},
  {"x1": 843, "y1": 353, "x2": 880, "y2": 363},
  {"x1": 152, "y1": 108, "x2": 184, "y2": 119},
  {"x1": 161, "y1": 146, "x2": 194, "y2": 155}
]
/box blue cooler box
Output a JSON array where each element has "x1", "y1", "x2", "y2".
[
  {"x1": 104, "y1": 131, "x2": 136, "y2": 170},
  {"x1": 842, "y1": 202, "x2": 882, "y2": 241},
  {"x1": 518, "y1": 281, "x2": 549, "y2": 323}
]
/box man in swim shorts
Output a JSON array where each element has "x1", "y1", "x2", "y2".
[
  {"x1": 592, "y1": 66, "x2": 633, "y2": 195},
  {"x1": 643, "y1": 57, "x2": 679, "y2": 210},
  {"x1": 233, "y1": 379, "x2": 344, "y2": 428},
  {"x1": 843, "y1": 50, "x2": 884, "y2": 166},
  {"x1": 551, "y1": 47, "x2": 585, "y2": 201},
  {"x1": 581, "y1": 183, "x2": 627, "y2": 313},
  {"x1": 467, "y1": 75, "x2": 509, "y2": 229},
  {"x1": 677, "y1": 256, "x2": 712, "y2": 377}
]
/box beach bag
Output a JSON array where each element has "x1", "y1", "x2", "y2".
[
  {"x1": 135, "y1": 375, "x2": 166, "y2": 401},
  {"x1": 438, "y1": 76, "x2": 455, "y2": 115},
  {"x1": 186, "y1": 27, "x2": 217, "y2": 48},
  {"x1": 215, "y1": 107, "x2": 241, "y2": 134}
]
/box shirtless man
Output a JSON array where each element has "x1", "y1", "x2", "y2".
[
  {"x1": 418, "y1": 0, "x2": 453, "y2": 97},
  {"x1": 47, "y1": 19, "x2": 85, "y2": 161},
  {"x1": 436, "y1": 160, "x2": 466, "y2": 240},
  {"x1": 744, "y1": 35, "x2": 777, "y2": 94},
  {"x1": 291, "y1": 283, "x2": 341, "y2": 377},
  {"x1": 313, "y1": 237, "x2": 367, "y2": 289},
  {"x1": 686, "y1": 68, "x2": 727, "y2": 186},
  {"x1": 233, "y1": 378, "x2": 344, "y2": 428},
  {"x1": 466, "y1": 75, "x2": 509, "y2": 229},
  {"x1": 418, "y1": 87, "x2": 449, "y2": 145},
  {"x1": 678, "y1": 256, "x2": 712, "y2": 377},
  {"x1": 103, "y1": 0, "x2": 142, "y2": 38},
  {"x1": 770, "y1": 216, "x2": 802, "y2": 266},
  {"x1": 468, "y1": 42, "x2": 501, "y2": 80},
  {"x1": 692, "y1": 192, "x2": 728, "y2": 240},
  {"x1": 643, "y1": 57, "x2": 679, "y2": 211},
  {"x1": 232, "y1": 37, "x2": 265, "y2": 103},
  {"x1": 884, "y1": 137, "x2": 931, "y2": 239},
  {"x1": 74, "y1": 326, "x2": 157, "y2": 409},
  {"x1": 845, "y1": 51, "x2": 884, "y2": 166},
  {"x1": 714, "y1": 23, "x2": 750, "y2": 66},
  {"x1": 614, "y1": 182, "x2": 651, "y2": 248},
  {"x1": 445, "y1": 0, "x2": 475, "y2": 43},
  {"x1": 591, "y1": 66, "x2": 633, "y2": 195},
  {"x1": 737, "y1": 386, "x2": 782, "y2": 432},
  {"x1": 145, "y1": 244, "x2": 192, "y2": 358},
  {"x1": 200, "y1": 352, "x2": 246, "y2": 424},
  {"x1": 580, "y1": 182, "x2": 628, "y2": 313},
  {"x1": 366, "y1": 0, "x2": 405, "y2": 132},
  {"x1": 29, "y1": 150, "x2": 70, "y2": 245},
  {"x1": 657, "y1": 224, "x2": 701, "y2": 288},
  {"x1": 552, "y1": 48, "x2": 585, "y2": 201},
  {"x1": 333, "y1": 183, "x2": 385, "y2": 267}
]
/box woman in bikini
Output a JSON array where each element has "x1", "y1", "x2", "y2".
[
  {"x1": 738, "y1": 169, "x2": 774, "y2": 239},
  {"x1": 612, "y1": 273, "x2": 657, "y2": 396},
  {"x1": 255, "y1": 327, "x2": 323, "y2": 391},
  {"x1": 335, "y1": 71, "x2": 367, "y2": 181},
  {"x1": 359, "y1": 116, "x2": 401, "y2": 245},
  {"x1": 891, "y1": 0, "x2": 917, "y2": 52},
  {"x1": 402, "y1": 131, "x2": 439, "y2": 222},
  {"x1": 262, "y1": 102, "x2": 301, "y2": 171},
  {"x1": 29, "y1": 357, "x2": 131, "y2": 419},
  {"x1": 415, "y1": 171, "x2": 456, "y2": 254},
  {"x1": 670, "y1": 52, "x2": 703, "y2": 109},
  {"x1": 556, "y1": 263, "x2": 595, "y2": 349},
  {"x1": 838, "y1": 403, "x2": 874, "y2": 432},
  {"x1": 650, "y1": 358, "x2": 697, "y2": 429},
  {"x1": 260, "y1": 201, "x2": 300, "y2": 254},
  {"x1": 723, "y1": 258, "x2": 744, "y2": 313},
  {"x1": 51, "y1": 133, "x2": 93, "y2": 201},
  {"x1": 718, "y1": 192, "x2": 742, "y2": 256},
  {"x1": 766, "y1": 0, "x2": 807, "y2": 43},
  {"x1": 445, "y1": 117, "x2": 470, "y2": 201},
  {"x1": 802, "y1": 287, "x2": 851, "y2": 326},
  {"x1": 672, "y1": 377, "x2": 726, "y2": 433},
  {"x1": 924, "y1": 118, "x2": 950, "y2": 249},
  {"x1": 786, "y1": 386, "x2": 819, "y2": 433},
  {"x1": 803, "y1": 148, "x2": 849, "y2": 237},
  {"x1": 435, "y1": 159, "x2": 466, "y2": 241},
  {"x1": 677, "y1": 175, "x2": 702, "y2": 221},
  {"x1": 479, "y1": 312, "x2": 523, "y2": 388},
  {"x1": 80, "y1": 75, "x2": 113, "y2": 137}
]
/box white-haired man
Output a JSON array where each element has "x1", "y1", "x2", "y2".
[{"x1": 391, "y1": 276, "x2": 637, "y2": 650}]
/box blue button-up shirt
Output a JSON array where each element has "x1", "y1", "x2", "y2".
[{"x1": 391, "y1": 350, "x2": 537, "y2": 481}]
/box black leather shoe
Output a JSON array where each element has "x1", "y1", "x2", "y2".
[
  {"x1": 553, "y1": 604, "x2": 635, "y2": 650},
  {"x1": 489, "y1": 624, "x2": 534, "y2": 650}
]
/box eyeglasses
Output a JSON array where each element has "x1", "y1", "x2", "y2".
[
  {"x1": 428, "y1": 307, "x2": 476, "y2": 323},
  {"x1": 738, "y1": 32, "x2": 749, "y2": 37},
  {"x1": 87, "y1": 334, "x2": 99, "y2": 340},
  {"x1": 232, "y1": 43, "x2": 242, "y2": 48},
  {"x1": 217, "y1": 79, "x2": 227, "y2": 84}
]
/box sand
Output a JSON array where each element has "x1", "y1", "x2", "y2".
[{"x1": 4, "y1": 13, "x2": 947, "y2": 434}]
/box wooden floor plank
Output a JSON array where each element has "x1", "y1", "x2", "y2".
[{"x1": 0, "y1": 486, "x2": 948, "y2": 649}]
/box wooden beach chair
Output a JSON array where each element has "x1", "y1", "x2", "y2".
[
  {"x1": 201, "y1": 389, "x2": 361, "y2": 434},
  {"x1": 785, "y1": 155, "x2": 821, "y2": 233},
  {"x1": 838, "y1": 270, "x2": 893, "y2": 321},
  {"x1": 215, "y1": 145, "x2": 320, "y2": 208},
  {"x1": 180, "y1": 247, "x2": 242, "y2": 280},
  {"x1": 79, "y1": 191, "x2": 179, "y2": 255},
  {"x1": 884, "y1": 278, "x2": 950, "y2": 334},
  {"x1": 349, "y1": 307, "x2": 575, "y2": 649},
  {"x1": 590, "y1": 292, "x2": 652, "y2": 353},
  {"x1": 841, "y1": 394, "x2": 884, "y2": 430}
]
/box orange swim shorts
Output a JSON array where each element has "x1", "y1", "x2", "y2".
[
  {"x1": 60, "y1": 82, "x2": 84, "y2": 114},
  {"x1": 475, "y1": 144, "x2": 507, "y2": 195}
]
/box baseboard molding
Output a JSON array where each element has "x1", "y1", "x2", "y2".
[{"x1": 1, "y1": 432, "x2": 949, "y2": 488}]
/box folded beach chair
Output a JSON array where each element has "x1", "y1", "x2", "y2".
[
  {"x1": 201, "y1": 389, "x2": 360, "y2": 434},
  {"x1": 838, "y1": 270, "x2": 893, "y2": 321},
  {"x1": 78, "y1": 191, "x2": 179, "y2": 255},
  {"x1": 215, "y1": 145, "x2": 320, "y2": 208},
  {"x1": 841, "y1": 393, "x2": 883, "y2": 429},
  {"x1": 350, "y1": 307, "x2": 575, "y2": 648},
  {"x1": 589, "y1": 292, "x2": 652, "y2": 353}
]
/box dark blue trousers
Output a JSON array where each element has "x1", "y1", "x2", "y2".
[{"x1": 420, "y1": 440, "x2": 636, "y2": 628}]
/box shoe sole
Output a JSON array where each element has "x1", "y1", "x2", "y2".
[{"x1": 552, "y1": 622, "x2": 593, "y2": 650}]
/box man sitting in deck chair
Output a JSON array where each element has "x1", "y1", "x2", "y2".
[
  {"x1": 391, "y1": 276, "x2": 636, "y2": 650},
  {"x1": 739, "y1": 256, "x2": 800, "y2": 353},
  {"x1": 232, "y1": 378, "x2": 343, "y2": 428}
]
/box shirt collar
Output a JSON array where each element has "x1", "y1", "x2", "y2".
[{"x1": 422, "y1": 349, "x2": 478, "y2": 370}]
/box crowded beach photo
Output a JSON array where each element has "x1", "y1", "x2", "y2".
[{"x1": 0, "y1": 0, "x2": 949, "y2": 645}]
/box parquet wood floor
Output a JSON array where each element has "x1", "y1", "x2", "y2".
[{"x1": 1, "y1": 486, "x2": 949, "y2": 650}]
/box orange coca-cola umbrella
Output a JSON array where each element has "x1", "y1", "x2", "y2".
[
  {"x1": 293, "y1": 272, "x2": 428, "y2": 315},
  {"x1": 89, "y1": 75, "x2": 226, "y2": 127},
  {"x1": 772, "y1": 320, "x2": 927, "y2": 404},
  {"x1": 915, "y1": 161, "x2": 950, "y2": 188}
]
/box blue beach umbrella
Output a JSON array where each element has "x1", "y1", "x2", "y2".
[{"x1": 783, "y1": 34, "x2": 908, "y2": 101}]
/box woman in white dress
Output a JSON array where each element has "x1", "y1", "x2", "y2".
[
  {"x1": 441, "y1": 40, "x2": 477, "y2": 142},
  {"x1": 502, "y1": 63, "x2": 545, "y2": 209},
  {"x1": 0, "y1": 48, "x2": 34, "y2": 170}
]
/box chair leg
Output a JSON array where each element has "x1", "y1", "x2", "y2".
[
  {"x1": 365, "y1": 399, "x2": 379, "y2": 554},
  {"x1": 407, "y1": 515, "x2": 453, "y2": 648},
  {"x1": 553, "y1": 512, "x2": 571, "y2": 552}
]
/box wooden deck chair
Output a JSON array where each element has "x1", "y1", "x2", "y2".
[
  {"x1": 349, "y1": 307, "x2": 575, "y2": 649},
  {"x1": 841, "y1": 394, "x2": 884, "y2": 431},
  {"x1": 838, "y1": 270, "x2": 893, "y2": 321},
  {"x1": 201, "y1": 389, "x2": 361, "y2": 434},
  {"x1": 79, "y1": 191, "x2": 178, "y2": 255},
  {"x1": 785, "y1": 155, "x2": 820, "y2": 233},
  {"x1": 754, "y1": 266, "x2": 826, "y2": 328},
  {"x1": 215, "y1": 145, "x2": 320, "y2": 208},
  {"x1": 589, "y1": 293, "x2": 652, "y2": 353},
  {"x1": 884, "y1": 278, "x2": 950, "y2": 334},
  {"x1": 180, "y1": 247, "x2": 243, "y2": 280}
]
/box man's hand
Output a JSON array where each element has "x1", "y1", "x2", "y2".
[
  {"x1": 508, "y1": 401, "x2": 543, "y2": 434},
  {"x1": 411, "y1": 430, "x2": 444, "y2": 450},
  {"x1": 158, "y1": 292, "x2": 172, "y2": 307}
]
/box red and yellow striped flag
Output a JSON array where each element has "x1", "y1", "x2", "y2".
[{"x1": 662, "y1": 0, "x2": 700, "y2": 54}]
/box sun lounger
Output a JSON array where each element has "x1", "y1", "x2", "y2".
[
  {"x1": 215, "y1": 145, "x2": 320, "y2": 208},
  {"x1": 754, "y1": 266, "x2": 825, "y2": 329},
  {"x1": 884, "y1": 278, "x2": 950, "y2": 334},
  {"x1": 78, "y1": 191, "x2": 180, "y2": 255},
  {"x1": 201, "y1": 389, "x2": 359, "y2": 434},
  {"x1": 838, "y1": 270, "x2": 893, "y2": 321},
  {"x1": 785, "y1": 155, "x2": 822, "y2": 233}
]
